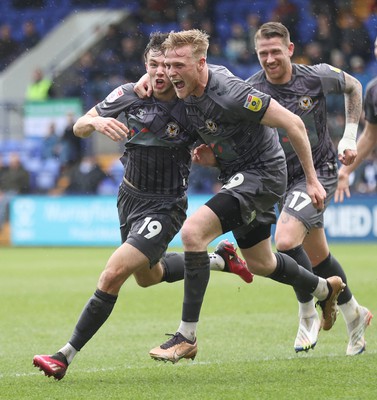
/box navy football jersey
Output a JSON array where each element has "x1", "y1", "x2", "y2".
[
  {"x1": 95, "y1": 83, "x2": 197, "y2": 195},
  {"x1": 183, "y1": 64, "x2": 286, "y2": 181},
  {"x1": 247, "y1": 63, "x2": 345, "y2": 181}
]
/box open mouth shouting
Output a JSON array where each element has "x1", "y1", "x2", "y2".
[
  {"x1": 172, "y1": 79, "x2": 184, "y2": 89},
  {"x1": 170, "y1": 79, "x2": 187, "y2": 97},
  {"x1": 155, "y1": 78, "x2": 166, "y2": 89}
]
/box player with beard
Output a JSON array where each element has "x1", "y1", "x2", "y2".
[{"x1": 248, "y1": 22, "x2": 372, "y2": 355}]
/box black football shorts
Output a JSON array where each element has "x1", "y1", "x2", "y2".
[
  {"x1": 280, "y1": 172, "x2": 338, "y2": 230},
  {"x1": 117, "y1": 181, "x2": 187, "y2": 266}
]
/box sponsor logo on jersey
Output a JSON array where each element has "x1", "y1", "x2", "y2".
[
  {"x1": 129, "y1": 126, "x2": 148, "y2": 139},
  {"x1": 243, "y1": 94, "x2": 262, "y2": 112},
  {"x1": 205, "y1": 119, "x2": 217, "y2": 133},
  {"x1": 166, "y1": 122, "x2": 180, "y2": 137},
  {"x1": 105, "y1": 86, "x2": 124, "y2": 103},
  {"x1": 298, "y1": 96, "x2": 313, "y2": 110}
]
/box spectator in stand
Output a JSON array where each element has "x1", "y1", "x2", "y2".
[
  {"x1": 224, "y1": 22, "x2": 251, "y2": 65},
  {"x1": 19, "y1": 20, "x2": 41, "y2": 52},
  {"x1": 304, "y1": 41, "x2": 325, "y2": 65},
  {"x1": 193, "y1": 0, "x2": 215, "y2": 24},
  {"x1": 338, "y1": 9, "x2": 372, "y2": 64},
  {"x1": 311, "y1": 13, "x2": 341, "y2": 64},
  {"x1": 119, "y1": 37, "x2": 144, "y2": 83},
  {"x1": 51, "y1": 155, "x2": 107, "y2": 195},
  {"x1": 178, "y1": 16, "x2": 195, "y2": 31},
  {"x1": 269, "y1": 0, "x2": 299, "y2": 43},
  {"x1": 0, "y1": 153, "x2": 30, "y2": 229},
  {"x1": 25, "y1": 68, "x2": 55, "y2": 101},
  {"x1": 207, "y1": 39, "x2": 227, "y2": 65},
  {"x1": 310, "y1": 0, "x2": 338, "y2": 23},
  {"x1": 97, "y1": 24, "x2": 122, "y2": 65},
  {"x1": 349, "y1": 56, "x2": 373, "y2": 95},
  {"x1": 330, "y1": 49, "x2": 348, "y2": 72},
  {"x1": 60, "y1": 113, "x2": 84, "y2": 167},
  {"x1": 64, "y1": 52, "x2": 101, "y2": 109},
  {"x1": 139, "y1": 0, "x2": 176, "y2": 24},
  {"x1": 0, "y1": 23, "x2": 20, "y2": 70},
  {"x1": 246, "y1": 13, "x2": 261, "y2": 57},
  {"x1": 326, "y1": 49, "x2": 348, "y2": 115},
  {"x1": 176, "y1": 0, "x2": 215, "y2": 29},
  {"x1": 41, "y1": 122, "x2": 60, "y2": 160},
  {"x1": 197, "y1": 18, "x2": 216, "y2": 40}
]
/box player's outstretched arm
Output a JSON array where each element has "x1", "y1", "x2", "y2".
[{"x1": 73, "y1": 107, "x2": 128, "y2": 142}]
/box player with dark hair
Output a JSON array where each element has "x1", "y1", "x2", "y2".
[
  {"x1": 248, "y1": 22, "x2": 372, "y2": 355},
  {"x1": 143, "y1": 29, "x2": 345, "y2": 364},
  {"x1": 32, "y1": 32, "x2": 252, "y2": 381}
]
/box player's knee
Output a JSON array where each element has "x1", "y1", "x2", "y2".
[
  {"x1": 134, "y1": 276, "x2": 154, "y2": 288},
  {"x1": 275, "y1": 235, "x2": 296, "y2": 252},
  {"x1": 98, "y1": 267, "x2": 127, "y2": 293},
  {"x1": 181, "y1": 219, "x2": 203, "y2": 248}
]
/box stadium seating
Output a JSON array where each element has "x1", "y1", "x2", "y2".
[{"x1": 1, "y1": 0, "x2": 377, "y2": 196}]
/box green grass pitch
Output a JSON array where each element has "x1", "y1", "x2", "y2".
[{"x1": 1, "y1": 244, "x2": 376, "y2": 399}]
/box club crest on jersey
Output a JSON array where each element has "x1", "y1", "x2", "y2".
[
  {"x1": 105, "y1": 87, "x2": 124, "y2": 103},
  {"x1": 166, "y1": 122, "x2": 180, "y2": 137},
  {"x1": 298, "y1": 96, "x2": 313, "y2": 110},
  {"x1": 136, "y1": 108, "x2": 146, "y2": 119},
  {"x1": 244, "y1": 94, "x2": 262, "y2": 112},
  {"x1": 205, "y1": 119, "x2": 217, "y2": 133}
]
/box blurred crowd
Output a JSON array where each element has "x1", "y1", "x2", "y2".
[{"x1": 1, "y1": 0, "x2": 377, "y2": 207}]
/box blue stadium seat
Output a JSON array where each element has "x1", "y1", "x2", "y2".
[
  {"x1": 30, "y1": 158, "x2": 61, "y2": 193},
  {"x1": 21, "y1": 137, "x2": 44, "y2": 158},
  {"x1": 364, "y1": 15, "x2": 377, "y2": 42}
]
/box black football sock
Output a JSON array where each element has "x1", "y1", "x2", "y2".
[
  {"x1": 160, "y1": 252, "x2": 185, "y2": 282},
  {"x1": 69, "y1": 289, "x2": 117, "y2": 351},
  {"x1": 268, "y1": 252, "x2": 319, "y2": 294},
  {"x1": 279, "y1": 245, "x2": 314, "y2": 303},
  {"x1": 313, "y1": 253, "x2": 352, "y2": 305},
  {"x1": 182, "y1": 251, "x2": 210, "y2": 322}
]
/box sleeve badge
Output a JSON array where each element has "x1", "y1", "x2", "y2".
[
  {"x1": 105, "y1": 86, "x2": 124, "y2": 103},
  {"x1": 243, "y1": 94, "x2": 262, "y2": 112}
]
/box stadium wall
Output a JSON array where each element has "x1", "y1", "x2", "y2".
[{"x1": 8, "y1": 194, "x2": 377, "y2": 247}]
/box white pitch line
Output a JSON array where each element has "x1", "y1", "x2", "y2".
[
  {"x1": 2, "y1": 350, "x2": 376, "y2": 380},
  {"x1": 0, "y1": 360, "x2": 215, "y2": 379}
]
